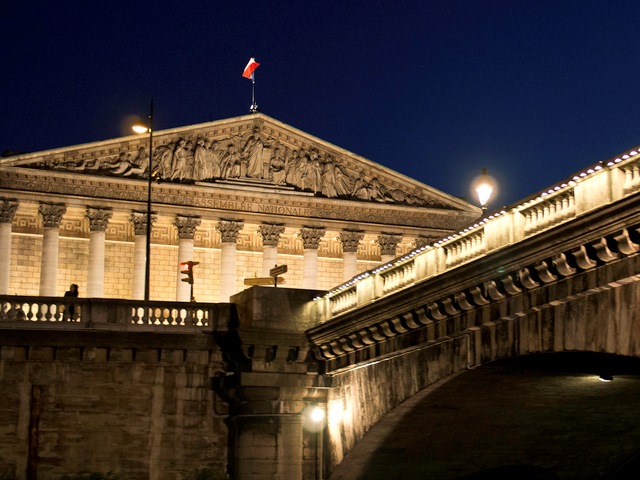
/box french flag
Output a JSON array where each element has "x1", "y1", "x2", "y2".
[{"x1": 242, "y1": 58, "x2": 260, "y2": 79}]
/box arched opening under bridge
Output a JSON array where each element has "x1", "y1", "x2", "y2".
[{"x1": 328, "y1": 352, "x2": 640, "y2": 480}]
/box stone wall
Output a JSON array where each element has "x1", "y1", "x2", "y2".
[
  {"x1": 0, "y1": 329, "x2": 228, "y2": 480},
  {"x1": 324, "y1": 337, "x2": 469, "y2": 470}
]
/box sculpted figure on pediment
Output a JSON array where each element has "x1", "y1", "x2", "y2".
[
  {"x1": 269, "y1": 145, "x2": 287, "y2": 184},
  {"x1": 353, "y1": 172, "x2": 371, "y2": 200},
  {"x1": 155, "y1": 140, "x2": 177, "y2": 179},
  {"x1": 242, "y1": 127, "x2": 267, "y2": 179},
  {"x1": 193, "y1": 139, "x2": 210, "y2": 181},
  {"x1": 169, "y1": 139, "x2": 190, "y2": 180},
  {"x1": 301, "y1": 149, "x2": 323, "y2": 193},
  {"x1": 55, "y1": 149, "x2": 150, "y2": 178},
  {"x1": 334, "y1": 162, "x2": 353, "y2": 196},
  {"x1": 222, "y1": 143, "x2": 242, "y2": 179},
  {"x1": 109, "y1": 146, "x2": 149, "y2": 177},
  {"x1": 285, "y1": 150, "x2": 301, "y2": 186}
]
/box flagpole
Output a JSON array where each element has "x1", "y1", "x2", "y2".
[
  {"x1": 250, "y1": 73, "x2": 258, "y2": 113},
  {"x1": 243, "y1": 57, "x2": 260, "y2": 113}
]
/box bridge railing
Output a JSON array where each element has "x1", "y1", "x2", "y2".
[
  {"x1": 0, "y1": 295, "x2": 231, "y2": 332},
  {"x1": 319, "y1": 147, "x2": 640, "y2": 321}
]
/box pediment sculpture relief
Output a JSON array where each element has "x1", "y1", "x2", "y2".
[{"x1": 39, "y1": 124, "x2": 447, "y2": 208}]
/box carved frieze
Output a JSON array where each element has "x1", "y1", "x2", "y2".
[
  {"x1": 0, "y1": 171, "x2": 468, "y2": 230},
  {"x1": 13, "y1": 116, "x2": 462, "y2": 211}
]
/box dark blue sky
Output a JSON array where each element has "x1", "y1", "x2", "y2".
[{"x1": 2, "y1": 1, "x2": 639, "y2": 208}]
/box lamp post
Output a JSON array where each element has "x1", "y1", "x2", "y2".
[
  {"x1": 132, "y1": 100, "x2": 154, "y2": 301},
  {"x1": 304, "y1": 405, "x2": 326, "y2": 480},
  {"x1": 472, "y1": 167, "x2": 496, "y2": 213}
]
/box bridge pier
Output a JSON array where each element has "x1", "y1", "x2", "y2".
[{"x1": 219, "y1": 287, "x2": 327, "y2": 480}]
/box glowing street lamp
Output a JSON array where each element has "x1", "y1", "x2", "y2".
[
  {"x1": 472, "y1": 167, "x2": 496, "y2": 213},
  {"x1": 132, "y1": 100, "x2": 154, "y2": 301},
  {"x1": 303, "y1": 405, "x2": 326, "y2": 480}
]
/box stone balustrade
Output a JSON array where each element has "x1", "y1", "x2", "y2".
[
  {"x1": 320, "y1": 147, "x2": 640, "y2": 321},
  {"x1": 0, "y1": 295, "x2": 230, "y2": 331}
]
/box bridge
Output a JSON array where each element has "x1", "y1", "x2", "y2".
[
  {"x1": 2, "y1": 146, "x2": 640, "y2": 479},
  {"x1": 307, "y1": 147, "x2": 640, "y2": 478}
]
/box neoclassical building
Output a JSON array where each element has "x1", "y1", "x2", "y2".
[{"x1": 0, "y1": 113, "x2": 479, "y2": 302}]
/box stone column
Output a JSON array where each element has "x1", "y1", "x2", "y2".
[
  {"x1": 85, "y1": 208, "x2": 112, "y2": 298},
  {"x1": 258, "y1": 224, "x2": 285, "y2": 277},
  {"x1": 38, "y1": 204, "x2": 66, "y2": 296},
  {"x1": 174, "y1": 215, "x2": 201, "y2": 302},
  {"x1": 0, "y1": 200, "x2": 18, "y2": 294},
  {"x1": 339, "y1": 231, "x2": 364, "y2": 282},
  {"x1": 300, "y1": 227, "x2": 325, "y2": 289},
  {"x1": 377, "y1": 234, "x2": 402, "y2": 264},
  {"x1": 130, "y1": 212, "x2": 156, "y2": 300},
  {"x1": 217, "y1": 220, "x2": 244, "y2": 302}
]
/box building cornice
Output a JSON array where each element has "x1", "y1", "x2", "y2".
[{"x1": 0, "y1": 167, "x2": 474, "y2": 232}]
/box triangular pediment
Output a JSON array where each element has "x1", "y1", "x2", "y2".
[{"x1": 0, "y1": 113, "x2": 476, "y2": 213}]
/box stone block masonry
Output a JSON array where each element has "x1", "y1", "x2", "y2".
[{"x1": 0, "y1": 329, "x2": 229, "y2": 480}]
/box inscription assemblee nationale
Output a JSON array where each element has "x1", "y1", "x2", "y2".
[{"x1": 194, "y1": 198, "x2": 312, "y2": 217}]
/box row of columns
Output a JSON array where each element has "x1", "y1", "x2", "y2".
[{"x1": 0, "y1": 200, "x2": 409, "y2": 301}]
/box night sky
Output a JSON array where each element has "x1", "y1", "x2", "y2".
[{"x1": 2, "y1": 1, "x2": 640, "y2": 208}]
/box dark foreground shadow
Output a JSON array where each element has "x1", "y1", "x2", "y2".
[{"x1": 457, "y1": 464, "x2": 559, "y2": 479}]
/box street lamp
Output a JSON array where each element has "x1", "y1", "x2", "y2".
[
  {"x1": 472, "y1": 167, "x2": 496, "y2": 213},
  {"x1": 132, "y1": 100, "x2": 154, "y2": 301},
  {"x1": 303, "y1": 405, "x2": 326, "y2": 480}
]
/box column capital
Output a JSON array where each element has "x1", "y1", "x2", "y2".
[
  {"x1": 339, "y1": 231, "x2": 365, "y2": 253},
  {"x1": 377, "y1": 234, "x2": 403, "y2": 257},
  {"x1": 415, "y1": 235, "x2": 438, "y2": 249},
  {"x1": 85, "y1": 208, "x2": 113, "y2": 232},
  {"x1": 129, "y1": 212, "x2": 157, "y2": 236},
  {"x1": 174, "y1": 215, "x2": 201, "y2": 240},
  {"x1": 0, "y1": 199, "x2": 18, "y2": 223},
  {"x1": 38, "y1": 203, "x2": 66, "y2": 228},
  {"x1": 217, "y1": 220, "x2": 244, "y2": 243},
  {"x1": 259, "y1": 224, "x2": 285, "y2": 247},
  {"x1": 299, "y1": 227, "x2": 325, "y2": 250}
]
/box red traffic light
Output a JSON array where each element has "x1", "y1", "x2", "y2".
[{"x1": 179, "y1": 261, "x2": 199, "y2": 285}]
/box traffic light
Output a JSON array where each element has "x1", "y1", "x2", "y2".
[{"x1": 180, "y1": 261, "x2": 199, "y2": 285}]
